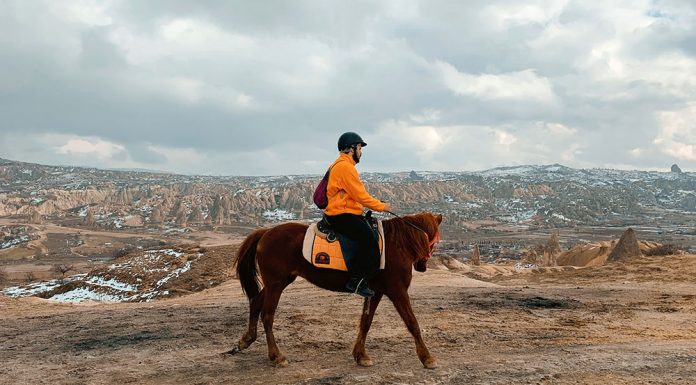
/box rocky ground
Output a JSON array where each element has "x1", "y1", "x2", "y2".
[{"x1": 1, "y1": 253, "x2": 695, "y2": 385}]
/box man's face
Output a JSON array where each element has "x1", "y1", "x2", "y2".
[{"x1": 352, "y1": 144, "x2": 362, "y2": 164}]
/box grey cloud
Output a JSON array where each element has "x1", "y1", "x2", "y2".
[
  {"x1": 126, "y1": 142, "x2": 166, "y2": 164},
  {"x1": 1, "y1": 0, "x2": 695, "y2": 174},
  {"x1": 80, "y1": 27, "x2": 128, "y2": 69}
]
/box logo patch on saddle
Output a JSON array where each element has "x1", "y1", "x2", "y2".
[
  {"x1": 302, "y1": 220, "x2": 385, "y2": 272},
  {"x1": 314, "y1": 252, "x2": 330, "y2": 265}
]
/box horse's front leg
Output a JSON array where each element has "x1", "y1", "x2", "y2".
[
  {"x1": 388, "y1": 289, "x2": 437, "y2": 369},
  {"x1": 352, "y1": 292, "x2": 383, "y2": 366}
]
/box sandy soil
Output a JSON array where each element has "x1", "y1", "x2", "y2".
[{"x1": 2, "y1": 255, "x2": 695, "y2": 385}]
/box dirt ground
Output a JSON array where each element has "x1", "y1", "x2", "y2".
[
  {"x1": 0, "y1": 218, "x2": 245, "y2": 283},
  {"x1": 1, "y1": 254, "x2": 695, "y2": 385}
]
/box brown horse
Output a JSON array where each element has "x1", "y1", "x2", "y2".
[{"x1": 230, "y1": 212, "x2": 442, "y2": 368}]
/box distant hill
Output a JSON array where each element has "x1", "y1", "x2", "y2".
[
  {"x1": 1, "y1": 157, "x2": 694, "y2": 231},
  {"x1": 107, "y1": 167, "x2": 172, "y2": 174}
]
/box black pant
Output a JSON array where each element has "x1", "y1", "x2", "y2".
[{"x1": 325, "y1": 213, "x2": 380, "y2": 280}]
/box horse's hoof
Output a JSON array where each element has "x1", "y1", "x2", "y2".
[
  {"x1": 274, "y1": 357, "x2": 289, "y2": 368},
  {"x1": 224, "y1": 347, "x2": 240, "y2": 355},
  {"x1": 357, "y1": 357, "x2": 373, "y2": 367},
  {"x1": 225, "y1": 340, "x2": 249, "y2": 355},
  {"x1": 423, "y1": 357, "x2": 438, "y2": 369}
]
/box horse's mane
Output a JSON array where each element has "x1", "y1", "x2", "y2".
[{"x1": 382, "y1": 212, "x2": 438, "y2": 261}]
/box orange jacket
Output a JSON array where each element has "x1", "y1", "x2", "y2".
[{"x1": 324, "y1": 153, "x2": 386, "y2": 216}]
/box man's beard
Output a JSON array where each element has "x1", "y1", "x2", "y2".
[{"x1": 352, "y1": 151, "x2": 360, "y2": 164}]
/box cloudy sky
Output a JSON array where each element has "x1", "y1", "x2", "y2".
[{"x1": 1, "y1": 1, "x2": 695, "y2": 175}]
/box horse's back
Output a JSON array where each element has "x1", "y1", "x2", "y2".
[
  {"x1": 265, "y1": 221, "x2": 308, "y2": 238},
  {"x1": 256, "y1": 222, "x2": 308, "y2": 259}
]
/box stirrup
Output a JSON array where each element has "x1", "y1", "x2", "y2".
[{"x1": 347, "y1": 278, "x2": 374, "y2": 298}]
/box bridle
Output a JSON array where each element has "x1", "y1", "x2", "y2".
[{"x1": 385, "y1": 211, "x2": 440, "y2": 260}]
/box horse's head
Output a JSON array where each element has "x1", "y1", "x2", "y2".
[{"x1": 411, "y1": 212, "x2": 442, "y2": 272}]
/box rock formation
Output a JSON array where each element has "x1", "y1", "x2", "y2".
[
  {"x1": 210, "y1": 195, "x2": 232, "y2": 225},
  {"x1": 608, "y1": 228, "x2": 641, "y2": 262},
  {"x1": 409, "y1": 170, "x2": 423, "y2": 180},
  {"x1": 84, "y1": 209, "x2": 95, "y2": 226},
  {"x1": 175, "y1": 208, "x2": 188, "y2": 227},
  {"x1": 671, "y1": 164, "x2": 682, "y2": 173},
  {"x1": 150, "y1": 208, "x2": 163, "y2": 225},
  {"x1": 470, "y1": 244, "x2": 481, "y2": 265},
  {"x1": 513, "y1": 184, "x2": 554, "y2": 199},
  {"x1": 189, "y1": 206, "x2": 205, "y2": 224},
  {"x1": 113, "y1": 188, "x2": 133, "y2": 205},
  {"x1": 29, "y1": 210, "x2": 43, "y2": 224},
  {"x1": 2, "y1": 157, "x2": 694, "y2": 232}
]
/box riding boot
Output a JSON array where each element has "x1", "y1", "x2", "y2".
[{"x1": 346, "y1": 276, "x2": 375, "y2": 298}]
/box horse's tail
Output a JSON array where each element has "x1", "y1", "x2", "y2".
[{"x1": 234, "y1": 228, "x2": 269, "y2": 300}]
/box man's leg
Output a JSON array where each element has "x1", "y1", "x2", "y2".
[{"x1": 326, "y1": 214, "x2": 378, "y2": 297}]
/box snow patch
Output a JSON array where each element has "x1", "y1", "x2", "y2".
[
  {"x1": 1, "y1": 235, "x2": 30, "y2": 249},
  {"x1": 49, "y1": 288, "x2": 125, "y2": 303},
  {"x1": 85, "y1": 276, "x2": 137, "y2": 292},
  {"x1": 514, "y1": 262, "x2": 537, "y2": 269},
  {"x1": 2, "y1": 274, "x2": 86, "y2": 297},
  {"x1": 154, "y1": 260, "x2": 193, "y2": 288},
  {"x1": 263, "y1": 209, "x2": 295, "y2": 221}
]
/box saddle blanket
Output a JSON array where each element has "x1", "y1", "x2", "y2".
[{"x1": 302, "y1": 220, "x2": 385, "y2": 272}]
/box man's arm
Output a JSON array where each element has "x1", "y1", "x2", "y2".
[{"x1": 339, "y1": 163, "x2": 387, "y2": 211}]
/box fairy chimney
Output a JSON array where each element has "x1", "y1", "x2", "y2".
[
  {"x1": 212, "y1": 205, "x2": 225, "y2": 225},
  {"x1": 84, "y1": 209, "x2": 95, "y2": 226},
  {"x1": 150, "y1": 208, "x2": 163, "y2": 225},
  {"x1": 176, "y1": 208, "x2": 188, "y2": 227},
  {"x1": 189, "y1": 205, "x2": 204, "y2": 224},
  {"x1": 608, "y1": 228, "x2": 641, "y2": 262},
  {"x1": 211, "y1": 196, "x2": 230, "y2": 225},
  {"x1": 470, "y1": 244, "x2": 481, "y2": 266},
  {"x1": 29, "y1": 210, "x2": 43, "y2": 224}
]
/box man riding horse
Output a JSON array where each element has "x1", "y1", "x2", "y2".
[
  {"x1": 230, "y1": 133, "x2": 442, "y2": 368},
  {"x1": 324, "y1": 132, "x2": 391, "y2": 298}
]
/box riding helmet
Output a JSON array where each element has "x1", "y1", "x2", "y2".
[{"x1": 337, "y1": 132, "x2": 367, "y2": 151}]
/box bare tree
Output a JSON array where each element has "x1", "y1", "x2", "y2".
[
  {"x1": 52, "y1": 264, "x2": 74, "y2": 283},
  {"x1": 541, "y1": 232, "x2": 561, "y2": 266},
  {"x1": 0, "y1": 268, "x2": 8, "y2": 285},
  {"x1": 24, "y1": 271, "x2": 36, "y2": 283}
]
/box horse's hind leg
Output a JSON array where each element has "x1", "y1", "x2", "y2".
[
  {"x1": 238, "y1": 289, "x2": 265, "y2": 351},
  {"x1": 261, "y1": 278, "x2": 294, "y2": 367},
  {"x1": 352, "y1": 292, "x2": 383, "y2": 367}
]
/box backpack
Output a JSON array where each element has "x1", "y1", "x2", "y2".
[{"x1": 313, "y1": 164, "x2": 335, "y2": 209}]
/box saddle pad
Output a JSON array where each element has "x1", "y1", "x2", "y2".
[{"x1": 302, "y1": 220, "x2": 385, "y2": 272}]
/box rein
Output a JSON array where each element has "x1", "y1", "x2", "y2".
[{"x1": 385, "y1": 211, "x2": 440, "y2": 260}]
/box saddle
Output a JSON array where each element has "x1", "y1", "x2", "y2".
[{"x1": 302, "y1": 212, "x2": 385, "y2": 272}]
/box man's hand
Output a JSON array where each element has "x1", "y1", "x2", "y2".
[{"x1": 383, "y1": 203, "x2": 392, "y2": 212}]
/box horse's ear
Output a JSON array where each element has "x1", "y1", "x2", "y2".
[{"x1": 436, "y1": 214, "x2": 442, "y2": 224}]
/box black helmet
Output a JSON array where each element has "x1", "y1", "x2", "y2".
[{"x1": 337, "y1": 132, "x2": 367, "y2": 151}]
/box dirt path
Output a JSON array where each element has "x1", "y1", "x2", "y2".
[{"x1": 2, "y1": 259, "x2": 696, "y2": 384}]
